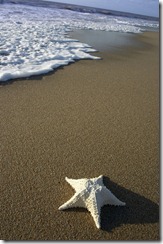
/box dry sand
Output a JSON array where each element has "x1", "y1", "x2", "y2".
[{"x1": 0, "y1": 32, "x2": 159, "y2": 240}]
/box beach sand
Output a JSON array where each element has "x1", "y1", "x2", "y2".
[{"x1": 0, "y1": 31, "x2": 159, "y2": 240}]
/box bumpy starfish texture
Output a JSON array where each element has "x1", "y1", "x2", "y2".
[{"x1": 58, "y1": 175, "x2": 126, "y2": 229}]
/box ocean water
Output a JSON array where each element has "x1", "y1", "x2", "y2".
[{"x1": 0, "y1": 3, "x2": 159, "y2": 82}]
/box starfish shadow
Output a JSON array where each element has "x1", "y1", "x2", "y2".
[{"x1": 101, "y1": 176, "x2": 159, "y2": 232}]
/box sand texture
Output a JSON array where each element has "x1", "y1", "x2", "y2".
[{"x1": 0, "y1": 32, "x2": 159, "y2": 240}]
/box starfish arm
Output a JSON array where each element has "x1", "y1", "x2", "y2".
[
  {"x1": 94, "y1": 175, "x2": 104, "y2": 186},
  {"x1": 101, "y1": 187, "x2": 126, "y2": 206},
  {"x1": 58, "y1": 192, "x2": 86, "y2": 210},
  {"x1": 86, "y1": 191, "x2": 103, "y2": 229},
  {"x1": 65, "y1": 177, "x2": 88, "y2": 191}
]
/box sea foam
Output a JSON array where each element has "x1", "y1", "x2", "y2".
[{"x1": 0, "y1": 3, "x2": 159, "y2": 82}]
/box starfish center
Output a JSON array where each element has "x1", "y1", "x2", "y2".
[{"x1": 85, "y1": 180, "x2": 102, "y2": 193}]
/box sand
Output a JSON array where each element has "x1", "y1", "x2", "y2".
[{"x1": 0, "y1": 31, "x2": 159, "y2": 240}]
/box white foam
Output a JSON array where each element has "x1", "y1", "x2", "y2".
[{"x1": 0, "y1": 4, "x2": 159, "y2": 82}]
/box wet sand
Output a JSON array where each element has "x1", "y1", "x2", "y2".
[
  {"x1": 0, "y1": 31, "x2": 159, "y2": 240},
  {"x1": 69, "y1": 29, "x2": 139, "y2": 52}
]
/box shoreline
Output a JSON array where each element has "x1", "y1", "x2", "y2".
[
  {"x1": 0, "y1": 30, "x2": 158, "y2": 85},
  {"x1": 1, "y1": 31, "x2": 159, "y2": 240}
]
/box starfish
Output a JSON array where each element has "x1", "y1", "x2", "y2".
[{"x1": 58, "y1": 175, "x2": 126, "y2": 229}]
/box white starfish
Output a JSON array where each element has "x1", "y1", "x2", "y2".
[{"x1": 58, "y1": 175, "x2": 126, "y2": 229}]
